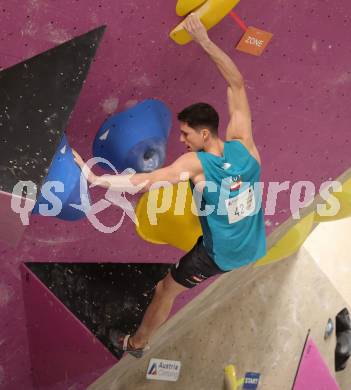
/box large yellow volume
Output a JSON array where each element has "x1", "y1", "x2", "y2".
[
  {"x1": 343, "y1": 177, "x2": 351, "y2": 193},
  {"x1": 255, "y1": 212, "x2": 315, "y2": 267},
  {"x1": 176, "y1": 0, "x2": 207, "y2": 16},
  {"x1": 135, "y1": 182, "x2": 202, "y2": 252},
  {"x1": 170, "y1": 0, "x2": 241, "y2": 45}
]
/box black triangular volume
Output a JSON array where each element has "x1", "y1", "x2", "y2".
[
  {"x1": 0, "y1": 25, "x2": 106, "y2": 199},
  {"x1": 26, "y1": 262, "x2": 170, "y2": 358}
]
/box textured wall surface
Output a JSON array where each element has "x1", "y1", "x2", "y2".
[
  {"x1": 88, "y1": 248, "x2": 351, "y2": 390},
  {"x1": 0, "y1": 0, "x2": 350, "y2": 388}
]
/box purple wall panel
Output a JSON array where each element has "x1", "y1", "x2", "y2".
[
  {"x1": 0, "y1": 258, "x2": 32, "y2": 390},
  {"x1": 21, "y1": 264, "x2": 116, "y2": 389},
  {"x1": 0, "y1": 0, "x2": 351, "y2": 388}
]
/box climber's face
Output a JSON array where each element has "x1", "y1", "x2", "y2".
[{"x1": 179, "y1": 122, "x2": 208, "y2": 152}]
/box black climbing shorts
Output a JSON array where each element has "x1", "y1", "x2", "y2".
[{"x1": 170, "y1": 236, "x2": 226, "y2": 289}]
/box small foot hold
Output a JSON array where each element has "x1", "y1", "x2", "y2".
[{"x1": 109, "y1": 329, "x2": 149, "y2": 359}]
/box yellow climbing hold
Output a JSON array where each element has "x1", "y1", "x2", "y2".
[
  {"x1": 135, "y1": 182, "x2": 201, "y2": 252},
  {"x1": 224, "y1": 365, "x2": 244, "y2": 390},
  {"x1": 176, "y1": 0, "x2": 207, "y2": 16},
  {"x1": 255, "y1": 212, "x2": 315, "y2": 267},
  {"x1": 170, "y1": 0, "x2": 241, "y2": 45}
]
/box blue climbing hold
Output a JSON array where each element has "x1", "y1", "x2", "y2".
[
  {"x1": 92, "y1": 99, "x2": 172, "y2": 173},
  {"x1": 32, "y1": 134, "x2": 90, "y2": 221}
]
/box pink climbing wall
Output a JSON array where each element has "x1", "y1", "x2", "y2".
[{"x1": 1, "y1": 0, "x2": 351, "y2": 388}]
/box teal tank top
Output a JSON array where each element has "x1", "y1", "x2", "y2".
[{"x1": 193, "y1": 140, "x2": 266, "y2": 271}]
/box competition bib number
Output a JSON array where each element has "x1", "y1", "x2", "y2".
[{"x1": 225, "y1": 186, "x2": 255, "y2": 224}]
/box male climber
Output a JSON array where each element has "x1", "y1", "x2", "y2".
[{"x1": 73, "y1": 14, "x2": 266, "y2": 358}]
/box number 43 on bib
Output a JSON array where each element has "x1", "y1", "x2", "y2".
[{"x1": 225, "y1": 186, "x2": 256, "y2": 224}]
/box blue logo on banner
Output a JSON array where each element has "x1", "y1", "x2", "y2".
[{"x1": 243, "y1": 372, "x2": 260, "y2": 389}]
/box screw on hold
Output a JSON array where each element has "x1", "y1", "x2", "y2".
[{"x1": 324, "y1": 318, "x2": 334, "y2": 339}]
